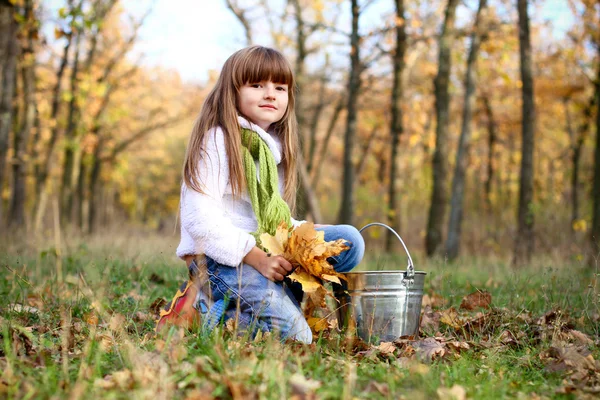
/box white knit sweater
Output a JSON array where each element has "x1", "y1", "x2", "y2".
[{"x1": 176, "y1": 116, "x2": 303, "y2": 266}]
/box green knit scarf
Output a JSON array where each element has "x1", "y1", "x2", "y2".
[{"x1": 241, "y1": 127, "x2": 292, "y2": 240}]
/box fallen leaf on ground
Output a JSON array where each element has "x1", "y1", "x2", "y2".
[
  {"x1": 460, "y1": 290, "x2": 491, "y2": 310},
  {"x1": 437, "y1": 384, "x2": 467, "y2": 400},
  {"x1": 567, "y1": 330, "x2": 594, "y2": 346},
  {"x1": 84, "y1": 311, "x2": 99, "y2": 326},
  {"x1": 420, "y1": 305, "x2": 441, "y2": 332},
  {"x1": 413, "y1": 338, "x2": 446, "y2": 362},
  {"x1": 446, "y1": 341, "x2": 470, "y2": 353},
  {"x1": 109, "y1": 313, "x2": 127, "y2": 333},
  {"x1": 542, "y1": 344, "x2": 598, "y2": 377},
  {"x1": 499, "y1": 330, "x2": 518, "y2": 346},
  {"x1": 289, "y1": 373, "x2": 321, "y2": 396},
  {"x1": 363, "y1": 381, "x2": 389, "y2": 396},
  {"x1": 440, "y1": 308, "x2": 462, "y2": 329},
  {"x1": 376, "y1": 341, "x2": 396, "y2": 355}
]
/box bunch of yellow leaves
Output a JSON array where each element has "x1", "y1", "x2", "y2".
[{"x1": 259, "y1": 222, "x2": 349, "y2": 294}]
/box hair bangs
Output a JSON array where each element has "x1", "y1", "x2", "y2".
[{"x1": 234, "y1": 47, "x2": 294, "y2": 88}]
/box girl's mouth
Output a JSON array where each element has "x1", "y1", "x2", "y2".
[{"x1": 260, "y1": 105, "x2": 277, "y2": 110}]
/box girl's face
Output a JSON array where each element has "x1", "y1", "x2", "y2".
[{"x1": 238, "y1": 80, "x2": 289, "y2": 131}]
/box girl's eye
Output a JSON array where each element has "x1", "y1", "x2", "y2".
[
  {"x1": 276, "y1": 86, "x2": 287, "y2": 91},
  {"x1": 250, "y1": 83, "x2": 261, "y2": 88}
]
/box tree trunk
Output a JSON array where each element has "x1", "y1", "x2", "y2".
[
  {"x1": 425, "y1": 0, "x2": 459, "y2": 256},
  {"x1": 290, "y1": 0, "x2": 307, "y2": 142},
  {"x1": 60, "y1": 29, "x2": 83, "y2": 222},
  {"x1": 311, "y1": 96, "x2": 343, "y2": 188},
  {"x1": 0, "y1": 2, "x2": 18, "y2": 225},
  {"x1": 445, "y1": 0, "x2": 488, "y2": 261},
  {"x1": 88, "y1": 137, "x2": 103, "y2": 234},
  {"x1": 591, "y1": 43, "x2": 600, "y2": 261},
  {"x1": 356, "y1": 125, "x2": 379, "y2": 181},
  {"x1": 75, "y1": 150, "x2": 86, "y2": 229},
  {"x1": 337, "y1": 0, "x2": 361, "y2": 226},
  {"x1": 34, "y1": 10, "x2": 74, "y2": 228},
  {"x1": 385, "y1": 0, "x2": 407, "y2": 252},
  {"x1": 9, "y1": 0, "x2": 36, "y2": 228},
  {"x1": 482, "y1": 94, "x2": 496, "y2": 210},
  {"x1": 571, "y1": 95, "x2": 594, "y2": 229},
  {"x1": 225, "y1": 0, "x2": 253, "y2": 45},
  {"x1": 513, "y1": 0, "x2": 536, "y2": 266},
  {"x1": 290, "y1": 0, "x2": 311, "y2": 219},
  {"x1": 297, "y1": 151, "x2": 322, "y2": 223},
  {"x1": 307, "y1": 66, "x2": 330, "y2": 172}
]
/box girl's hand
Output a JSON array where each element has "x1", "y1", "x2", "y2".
[{"x1": 243, "y1": 247, "x2": 293, "y2": 282}]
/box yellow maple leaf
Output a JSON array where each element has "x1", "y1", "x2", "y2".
[
  {"x1": 260, "y1": 222, "x2": 349, "y2": 294},
  {"x1": 287, "y1": 270, "x2": 323, "y2": 293},
  {"x1": 259, "y1": 222, "x2": 288, "y2": 256},
  {"x1": 321, "y1": 274, "x2": 341, "y2": 285},
  {"x1": 307, "y1": 317, "x2": 328, "y2": 333}
]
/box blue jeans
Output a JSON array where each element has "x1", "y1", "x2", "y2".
[{"x1": 205, "y1": 224, "x2": 365, "y2": 343}]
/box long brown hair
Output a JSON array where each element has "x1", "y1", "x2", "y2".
[{"x1": 182, "y1": 46, "x2": 298, "y2": 212}]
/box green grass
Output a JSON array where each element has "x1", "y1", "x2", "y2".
[{"x1": 1, "y1": 233, "x2": 599, "y2": 399}]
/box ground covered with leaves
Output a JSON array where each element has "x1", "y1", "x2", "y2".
[{"x1": 1, "y1": 235, "x2": 599, "y2": 399}]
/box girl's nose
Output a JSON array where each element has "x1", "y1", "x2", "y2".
[{"x1": 264, "y1": 84, "x2": 276, "y2": 99}]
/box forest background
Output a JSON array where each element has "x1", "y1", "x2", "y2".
[{"x1": 0, "y1": 0, "x2": 599, "y2": 267}]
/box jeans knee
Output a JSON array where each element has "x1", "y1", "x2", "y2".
[
  {"x1": 333, "y1": 225, "x2": 365, "y2": 272},
  {"x1": 288, "y1": 317, "x2": 312, "y2": 344},
  {"x1": 344, "y1": 225, "x2": 365, "y2": 263}
]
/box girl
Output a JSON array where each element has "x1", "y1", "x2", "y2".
[{"x1": 159, "y1": 46, "x2": 364, "y2": 343}]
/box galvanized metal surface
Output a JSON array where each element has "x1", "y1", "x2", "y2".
[
  {"x1": 341, "y1": 223, "x2": 426, "y2": 343},
  {"x1": 344, "y1": 270, "x2": 426, "y2": 343}
]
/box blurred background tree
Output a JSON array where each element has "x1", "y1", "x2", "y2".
[{"x1": 0, "y1": 0, "x2": 598, "y2": 266}]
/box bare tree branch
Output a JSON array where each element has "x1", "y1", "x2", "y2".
[{"x1": 225, "y1": 0, "x2": 253, "y2": 45}]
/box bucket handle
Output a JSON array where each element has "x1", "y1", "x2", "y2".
[{"x1": 359, "y1": 222, "x2": 415, "y2": 284}]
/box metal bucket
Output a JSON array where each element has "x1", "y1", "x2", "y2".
[{"x1": 340, "y1": 223, "x2": 426, "y2": 343}]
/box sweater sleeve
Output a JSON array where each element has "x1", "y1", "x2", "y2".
[
  {"x1": 180, "y1": 128, "x2": 256, "y2": 266},
  {"x1": 290, "y1": 217, "x2": 306, "y2": 228}
]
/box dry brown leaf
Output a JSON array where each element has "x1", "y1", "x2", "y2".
[
  {"x1": 568, "y1": 330, "x2": 594, "y2": 345},
  {"x1": 112, "y1": 369, "x2": 134, "y2": 390},
  {"x1": 328, "y1": 318, "x2": 339, "y2": 330},
  {"x1": 499, "y1": 330, "x2": 518, "y2": 346},
  {"x1": 376, "y1": 341, "x2": 396, "y2": 355},
  {"x1": 437, "y1": 384, "x2": 467, "y2": 400},
  {"x1": 84, "y1": 311, "x2": 99, "y2": 326},
  {"x1": 363, "y1": 381, "x2": 390, "y2": 396},
  {"x1": 543, "y1": 345, "x2": 598, "y2": 376},
  {"x1": 420, "y1": 305, "x2": 441, "y2": 332},
  {"x1": 109, "y1": 313, "x2": 126, "y2": 332},
  {"x1": 185, "y1": 388, "x2": 217, "y2": 400},
  {"x1": 289, "y1": 373, "x2": 321, "y2": 397},
  {"x1": 447, "y1": 341, "x2": 470, "y2": 353},
  {"x1": 413, "y1": 338, "x2": 446, "y2": 362},
  {"x1": 460, "y1": 290, "x2": 492, "y2": 310},
  {"x1": 440, "y1": 308, "x2": 462, "y2": 329}
]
